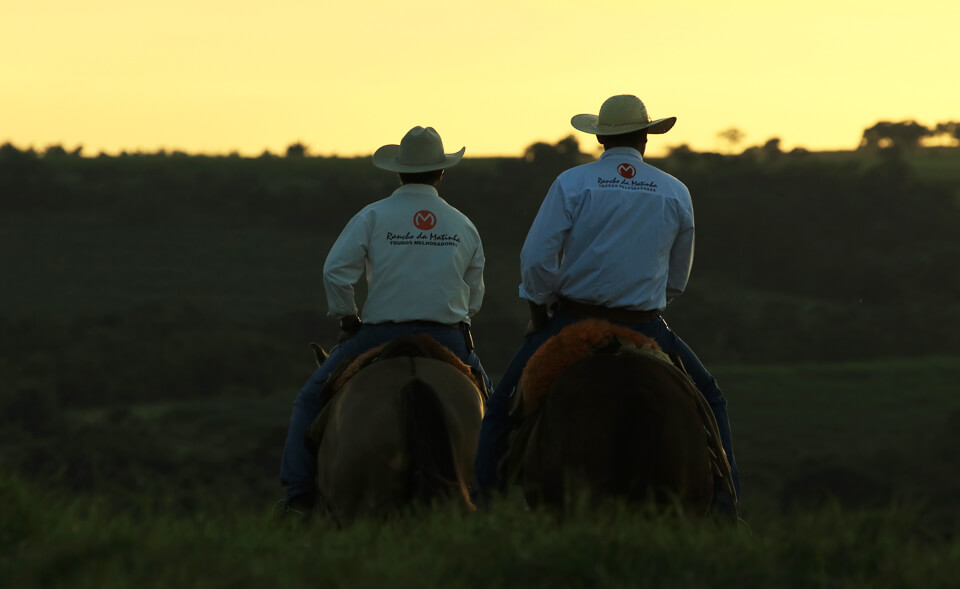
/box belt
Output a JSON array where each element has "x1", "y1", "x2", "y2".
[
  {"x1": 388, "y1": 320, "x2": 463, "y2": 330},
  {"x1": 378, "y1": 320, "x2": 474, "y2": 352},
  {"x1": 556, "y1": 297, "x2": 661, "y2": 325}
]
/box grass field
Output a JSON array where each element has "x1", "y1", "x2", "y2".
[
  {"x1": 718, "y1": 357, "x2": 960, "y2": 514},
  {"x1": 4, "y1": 473, "x2": 959, "y2": 588}
]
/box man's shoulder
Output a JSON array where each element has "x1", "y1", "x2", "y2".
[
  {"x1": 552, "y1": 160, "x2": 605, "y2": 191},
  {"x1": 558, "y1": 159, "x2": 601, "y2": 179},
  {"x1": 415, "y1": 197, "x2": 483, "y2": 241},
  {"x1": 354, "y1": 196, "x2": 391, "y2": 214},
  {"x1": 641, "y1": 163, "x2": 690, "y2": 195},
  {"x1": 447, "y1": 205, "x2": 482, "y2": 238},
  {"x1": 432, "y1": 196, "x2": 473, "y2": 219}
]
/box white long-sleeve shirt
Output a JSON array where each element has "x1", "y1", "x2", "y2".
[
  {"x1": 323, "y1": 183, "x2": 485, "y2": 325},
  {"x1": 519, "y1": 146, "x2": 695, "y2": 311}
]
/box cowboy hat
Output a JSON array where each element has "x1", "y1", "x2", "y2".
[
  {"x1": 571, "y1": 95, "x2": 676, "y2": 135},
  {"x1": 372, "y1": 126, "x2": 465, "y2": 172}
]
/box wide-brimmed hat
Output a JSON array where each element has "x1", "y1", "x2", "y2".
[
  {"x1": 372, "y1": 126, "x2": 465, "y2": 172},
  {"x1": 571, "y1": 95, "x2": 676, "y2": 135}
]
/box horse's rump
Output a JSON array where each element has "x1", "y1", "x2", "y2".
[
  {"x1": 308, "y1": 345, "x2": 483, "y2": 524},
  {"x1": 506, "y1": 320, "x2": 736, "y2": 516}
]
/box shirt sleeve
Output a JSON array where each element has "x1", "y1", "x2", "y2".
[
  {"x1": 519, "y1": 179, "x2": 574, "y2": 304},
  {"x1": 465, "y1": 238, "x2": 486, "y2": 318},
  {"x1": 666, "y1": 198, "x2": 695, "y2": 301},
  {"x1": 322, "y1": 213, "x2": 370, "y2": 317}
]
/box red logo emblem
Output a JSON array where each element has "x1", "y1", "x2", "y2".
[
  {"x1": 617, "y1": 163, "x2": 636, "y2": 179},
  {"x1": 413, "y1": 210, "x2": 437, "y2": 230}
]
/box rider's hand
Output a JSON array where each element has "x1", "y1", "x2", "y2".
[
  {"x1": 337, "y1": 315, "x2": 361, "y2": 343},
  {"x1": 524, "y1": 301, "x2": 549, "y2": 336}
]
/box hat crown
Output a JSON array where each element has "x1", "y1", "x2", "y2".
[
  {"x1": 372, "y1": 126, "x2": 465, "y2": 172},
  {"x1": 397, "y1": 126, "x2": 446, "y2": 166},
  {"x1": 570, "y1": 94, "x2": 675, "y2": 136},
  {"x1": 598, "y1": 95, "x2": 651, "y2": 128}
]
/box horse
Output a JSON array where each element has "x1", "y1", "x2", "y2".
[
  {"x1": 502, "y1": 319, "x2": 738, "y2": 519},
  {"x1": 304, "y1": 335, "x2": 485, "y2": 525}
]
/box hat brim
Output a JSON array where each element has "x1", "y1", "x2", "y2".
[
  {"x1": 372, "y1": 145, "x2": 466, "y2": 172},
  {"x1": 571, "y1": 114, "x2": 676, "y2": 135}
]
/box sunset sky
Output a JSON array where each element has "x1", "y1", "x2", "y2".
[{"x1": 2, "y1": 0, "x2": 957, "y2": 158}]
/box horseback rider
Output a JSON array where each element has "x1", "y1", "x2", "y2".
[
  {"x1": 280, "y1": 126, "x2": 493, "y2": 514},
  {"x1": 473, "y1": 94, "x2": 741, "y2": 502}
]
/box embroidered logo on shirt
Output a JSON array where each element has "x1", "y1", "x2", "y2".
[
  {"x1": 413, "y1": 210, "x2": 437, "y2": 230},
  {"x1": 386, "y1": 231, "x2": 461, "y2": 247},
  {"x1": 597, "y1": 171, "x2": 658, "y2": 192},
  {"x1": 617, "y1": 163, "x2": 636, "y2": 179}
]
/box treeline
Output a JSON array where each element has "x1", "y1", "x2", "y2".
[{"x1": 858, "y1": 120, "x2": 960, "y2": 151}]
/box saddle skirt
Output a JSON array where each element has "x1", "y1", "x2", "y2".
[
  {"x1": 326, "y1": 334, "x2": 479, "y2": 398},
  {"x1": 517, "y1": 319, "x2": 671, "y2": 417}
]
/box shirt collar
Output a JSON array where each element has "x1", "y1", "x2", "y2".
[
  {"x1": 392, "y1": 183, "x2": 440, "y2": 198},
  {"x1": 599, "y1": 146, "x2": 644, "y2": 161}
]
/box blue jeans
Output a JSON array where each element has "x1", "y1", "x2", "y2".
[
  {"x1": 280, "y1": 322, "x2": 493, "y2": 502},
  {"x1": 473, "y1": 312, "x2": 741, "y2": 499}
]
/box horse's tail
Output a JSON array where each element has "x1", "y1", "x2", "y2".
[{"x1": 399, "y1": 377, "x2": 474, "y2": 510}]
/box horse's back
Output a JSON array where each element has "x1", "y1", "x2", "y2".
[{"x1": 521, "y1": 352, "x2": 714, "y2": 512}]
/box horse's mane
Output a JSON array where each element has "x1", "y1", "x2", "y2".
[{"x1": 518, "y1": 319, "x2": 669, "y2": 416}]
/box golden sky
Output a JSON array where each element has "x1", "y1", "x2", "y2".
[{"x1": 2, "y1": 0, "x2": 957, "y2": 158}]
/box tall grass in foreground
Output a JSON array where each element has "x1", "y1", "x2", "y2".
[{"x1": 3, "y1": 475, "x2": 958, "y2": 588}]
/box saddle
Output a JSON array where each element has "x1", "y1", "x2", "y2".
[
  {"x1": 322, "y1": 335, "x2": 483, "y2": 403},
  {"x1": 515, "y1": 319, "x2": 670, "y2": 417},
  {"x1": 305, "y1": 334, "x2": 484, "y2": 455}
]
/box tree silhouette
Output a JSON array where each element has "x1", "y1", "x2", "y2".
[
  {"x1": 666, "y1": 144, "x2": 697, "y2": 164},
  {"x1": 934, "y1": 122, "x2": 960, "y2": 143},
  {"x1": 717, "y1": 127, "x2": 745, "y2": 153},
  {"x1": 43, "y1": 144, "x2": 68, "y2": 158},
  {"x1": 285, "y1": 142, "x2": 308, "y2": 158},
  {"x1": 522, "y1": 135, "x2": 584, "y2": 169},
  {"x1": 859, "y1": 121, "x2": 930, "y2": 151},
  {"x1": 0, "y1": 142, "x2": 26, "y2": 161},
  {"x1": 761, "y1": 137, "x2": 782, "y2": 155}
]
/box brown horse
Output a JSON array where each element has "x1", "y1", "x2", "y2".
[
  {"x1": 304, "y1": 336, "x2": 485, "y2": 525},
  {"x1": 504, "y1": 320, "x2": 737, "y2": 518}
]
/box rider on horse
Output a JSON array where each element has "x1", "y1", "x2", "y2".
[
  {"x1": 473, "y1": 95, "x2": 741, "y2": 502},
  {"x1": 280, "y1": 126, "x2": 493, "y2": 514}
]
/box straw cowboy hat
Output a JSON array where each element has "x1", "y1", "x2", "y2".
[
  {"x1": 571, "y1": 95, "x2": 676, "y2": 135},
  {"x1": 373, "y1": 126, "x2": 465, "y2": 172}
]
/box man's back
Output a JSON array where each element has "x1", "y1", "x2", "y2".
[
  {"x1": 324, "y1": 183, "x2": 484, "y2": 325},
  {"x1": 519, "y1": 146, "x2": 694, "y2": 311}
]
